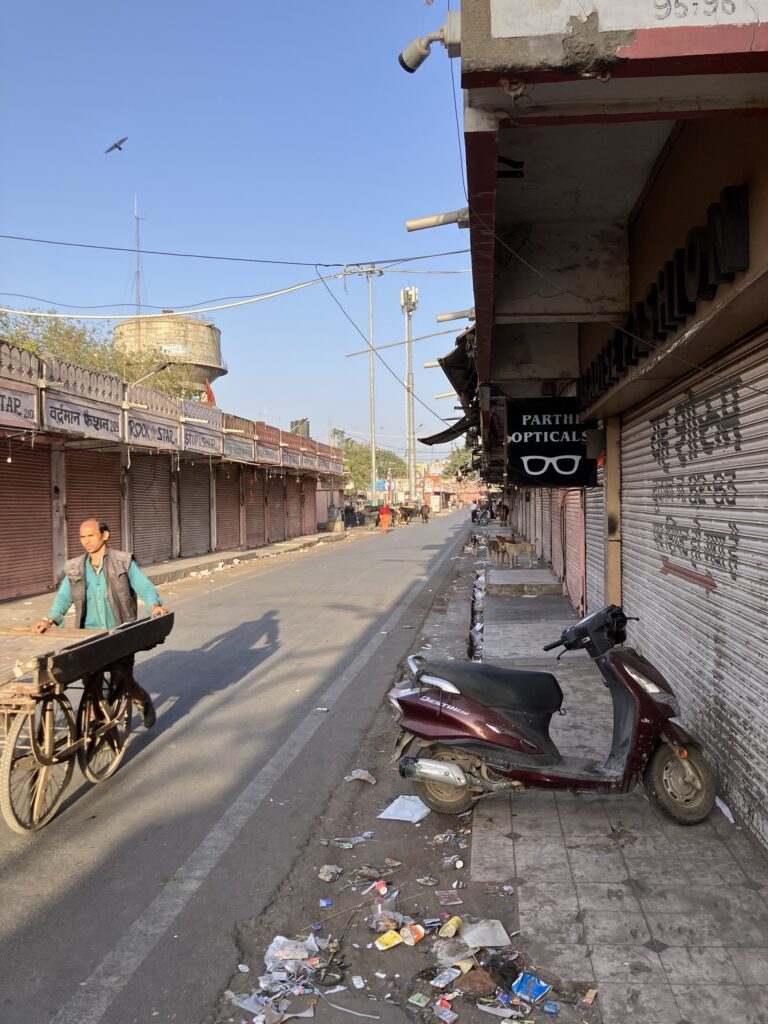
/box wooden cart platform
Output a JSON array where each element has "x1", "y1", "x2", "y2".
[{"x1": 0, "y1": 615, "x2": 174, "y2": 832}]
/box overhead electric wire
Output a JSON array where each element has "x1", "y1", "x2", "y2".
[
  {"x1": 0, "y1": 268, "x2": 471, "y2": 315},
  {"x1": 0, "y1": 232, "x2": 469, "y2": 269},
  {"x1": 0, "y1": 274, "x2": 346, "y2": 320},
  {"x1": 314, "y1": 266, "x2": 450, "y2": 427}
]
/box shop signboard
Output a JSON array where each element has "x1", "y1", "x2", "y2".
[
  {"x1": 301, "y1": 452, "x2": 318, "y2": 470},
  {"x1": 317, "y1": 456, "x2": 332, "y2": 472},
  {"x1": 182, "y1": 422, "x2": 222, "y2": 455},
  {"x1": 126, "y1": 410, "x2": 179, "y2": 450},
  {"x1": 44, "y1": 391, "x2": 122, "y2": 442},
  {"x1": 491, "y1": 0, "x2": 765, "y2": 37},
  {"x1": 331, "y1": 459, "x2": 343, "y2": 475},
  {"x1": 282, "y1": 448, "x2": 301, "y2": 469},
  {"x1": 0, "y1": 379, "x2": 38, "y2": 429},
  {"x1": 256, "y1": 442, "x2": 281, "y2": 465},
  {"x1": 507, "y1": 398, "x2": 596, "y2": 487},
  {"x1": 223, "y1": 434, "x2": 256, "y2": 463}
]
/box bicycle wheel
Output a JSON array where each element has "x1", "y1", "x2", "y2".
[
  {"x1": 0, "y1": 696, "x2": 76, "y2": 833},
  {"x1": 77, "y1": 672, "x2": 132, "y2": 784}
]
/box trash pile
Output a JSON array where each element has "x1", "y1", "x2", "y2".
[
  {"x1": 469, "y1": 572, "x2": 485, "y2": 661},
  {"x1": 225, "y1": 797, "x2": 598, "y2": 1024}
]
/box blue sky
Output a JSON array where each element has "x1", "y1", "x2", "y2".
[{"x1": 0, "y1": 1, "x2": 473, "y2": 463}]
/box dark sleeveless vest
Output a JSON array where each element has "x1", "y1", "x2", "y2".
[{"x1": 64, "y1": 549, "x2": 138, "y2": 628}]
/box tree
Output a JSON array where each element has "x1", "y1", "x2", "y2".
[
  {"x1": 442, "y1": 445, "x2": 476, "y2": 481},
  {"x1": 332, "y1": 431, "x2": 407, "y2": 494},
  {"x1": 0, "y1": 312, "x2": 200, "y2": 398}
]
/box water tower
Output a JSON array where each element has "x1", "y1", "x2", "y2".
[{"x1": 114, "y1": 313, "x2": 227, "y2": 390}]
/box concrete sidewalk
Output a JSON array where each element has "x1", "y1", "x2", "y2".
[
  {"x1": 0, "y1": 530, "x2": 350, "y2": 629},
  {"x1": 469, "y1": 540, "x2": 768, "y2": 1024}
]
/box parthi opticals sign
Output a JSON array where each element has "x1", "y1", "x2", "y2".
[{"x1": 507, "y1": 399, "x2": 596, "y2": 487}]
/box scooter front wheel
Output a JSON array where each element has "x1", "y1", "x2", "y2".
[
  {"x1": 642, "y1": 744, "x2": 716, "y2": 825},
  {"x1": 412, "y1": 747, "x2": 477, "y2": 816}
]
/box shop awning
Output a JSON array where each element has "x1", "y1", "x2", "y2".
[
  {"x1": 438, "y1": 342, "x2": 472, "y2": 396},
  {"x1": 419, "y1": 411, "x2": 478, "y2": 447}
]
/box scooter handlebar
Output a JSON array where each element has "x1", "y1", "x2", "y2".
[{"x1": 542, "y1": 639, "x2": 563, "y2": 651}]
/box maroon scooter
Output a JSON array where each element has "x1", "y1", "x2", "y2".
[{"x1": 388, "y1": 605, "x2": 716, "y2": 824}]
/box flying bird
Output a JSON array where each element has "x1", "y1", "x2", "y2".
[{"x1": 105, "y1": 136, "x2": 128, "y2": 154}]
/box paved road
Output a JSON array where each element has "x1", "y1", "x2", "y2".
[{"x1": 0, "y1": 512, "x2": 466, "y2": 1024}]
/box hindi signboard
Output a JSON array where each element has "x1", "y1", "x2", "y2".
[
  {"x1": 256, "y1": 442, "x2": 281, "y2": 465},
  {"x1": 281, "y1": 448, "x2": 301, "y2": 469},
  {"x1": 223, "y1": 434, "x2": 256, "y2": 463},
  {"x1": 44, "y1": 391, "x2": 122, "y2": 442}
]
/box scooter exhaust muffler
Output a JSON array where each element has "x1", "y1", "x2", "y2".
[{"x1": 399, "y1": 757, "x2": 468, "y2": 788}]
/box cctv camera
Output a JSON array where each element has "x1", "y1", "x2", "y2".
[{"x1": 398, "y1": 36, "x2": 432, "y2": 73}]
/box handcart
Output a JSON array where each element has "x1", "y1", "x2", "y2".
[{"x1": 0, "y1": 614, "x2": 174, "y2": 833}]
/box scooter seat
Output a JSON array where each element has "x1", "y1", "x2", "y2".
[{"x1": 424, "y1": 659, "x2": 563, "y2": 714}]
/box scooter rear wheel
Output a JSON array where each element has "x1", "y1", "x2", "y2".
[
  {"x1": 412, "y1": 747, "x2": 476, "y2": 816},
  {"x1": 642, "y1": 744, "x2": 715, "y2": 825}
]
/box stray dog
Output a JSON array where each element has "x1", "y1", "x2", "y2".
[
  {"x1": 487, "y1": 538, "x2": 503, "y2": 565},
  {"x1": 497, "y1": 535, "x2": 537, "y2": 567}
]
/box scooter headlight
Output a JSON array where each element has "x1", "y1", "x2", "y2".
[{"x1": 624, "y1": 665, "x2": 680, "y2": 716}]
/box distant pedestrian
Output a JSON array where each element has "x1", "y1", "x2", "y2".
[
  {"x1": 380, "y1": 502, "x2": 393, "y2": 534},
  {"x1": 470, "y1": 500, "x2": 478, "y2": 523},
  {"x1": 420, "y1": 503, "x2": 430, "y2": 523},
  {"x1": 498, "y1": 501, "x2": 509, "y2": 526},
  {"x1": 34, "y1": 519, "x2": 169, "y2": 728}
]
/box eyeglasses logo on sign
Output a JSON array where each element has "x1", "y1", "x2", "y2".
[
  {"x1": 521, "y1": 454, "x2": 582, "y2": 477},
  {"x1": 507, "y1": 399, "x2": 596, "y2": 487}
]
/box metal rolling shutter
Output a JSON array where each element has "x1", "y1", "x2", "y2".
[
  {"x1": 245, "y1": 468, "x2": 266, "y2": 547},
  {"x1": 551, "y1": 491, "x2": 564, "y2": 580},
  {"x1": 285, "y1": 477, "x2": 301, "y2": 538},
  {"x1": 0, "y1": 446, "x2": 54, "y2": 599},
  {"x1": 621, "y1": 336, "x2": 768, "y2": 846},
  {"x1": 533, "y1": 490, "x2": 543, "y2": 558},
  {"x1": 585, "y1": 466, "x2": 605, "y2": 613},
  {"x1": 267, "y1": 476, "x2": 286, "y2": 543},
  {"x1": 301, "y1": 478, "x2": 317, "y2": 535},
  {"x1": 179, "y1": 462, "x2": 211, "y2": 557},
  {"x1": 216, "y1": 464, "x2": 241, "y2": 551},
  {"x1": 563, "y1": 489, "x2": 584, "y2": 613},
  {"x1": 542, "y1": 489, "x2": 552, "y2": 564},
  {"x1": 66, "y1": 450, "x2": 122, "y2": 556},
  {"x1": 130, "y1": 453, "x2": 173, "y2": 566}
]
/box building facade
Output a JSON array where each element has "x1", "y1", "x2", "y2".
[
  {"x1": 419, "y1": 1, "x2": 768, "y2": 844},
  {"x1": 0, "y1": 343, "x2": 344, "y2": 601}
]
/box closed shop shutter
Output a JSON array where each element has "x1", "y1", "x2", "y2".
[
  {"x1": 285, "y1": 477, "x2": 301, "y2": 538},
  {"x1": 0, "y1": 445, "x2": 54, "y2": 599},
  {"x1": 551, "y1": 491, "x2": 564, "y2": 580},
  {"x1": 542, "y1": 489, "x2": 552, "y2": 564},
  {"x1": 130, "y1": 453, "x2": 173, "y2": 566},
  {"x1": 66, "y1": 450, "x2": 122, "y2": 556},
  {"x1": 267, "y1": 476, "x2": 286, "y2": 543},
  {"x1": 301, "y1": 477, "x2": 317, "y2": 535},
  {"x1": 563, "y1": 489, "x2": 584, "y2": 612},
  {"x1": 245, "y1": 468, "x2": 266, "y2": 548},
  {"x1": 179, "y1": 461, "x2": 211, "y2": 557},
  {"x1": 585, "y1": 466, "x2": 605, "y2": 613},
  {"x1": 621, "y1": 336, "x2": 768, "y2": 846},
  {"x1": 533, "y1": 491, "x2": 542, "y2": 558},
  {"x1": 216, "y1": 463, "x2": 241, "y2": 551}
]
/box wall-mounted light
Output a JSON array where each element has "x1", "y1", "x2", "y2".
[
  {"x1": 406, "y1": 207, "x2": 469, "y2": 232},
  {"x1": 435, "y1": 308, "x2": 475, "y2": 324}
]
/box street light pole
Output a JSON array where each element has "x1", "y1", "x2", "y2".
[
  {"x1": 400, "y1": 287, "x2": 418, "y2": 500},
  {"x1": 367, "y1": 267, "x2": 378, "y2": 503}
]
